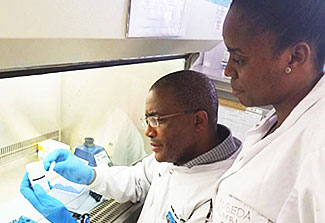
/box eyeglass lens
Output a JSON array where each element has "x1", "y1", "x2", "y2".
[
  {"x1": 147, "y1": 116, "x2": 158, "y2": 127},
  {"x1": 141, "y1": 116, "x2": 157, "y2": 128}
]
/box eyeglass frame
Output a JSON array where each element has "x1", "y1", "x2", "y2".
[{"x1": 140, "y1": 109, "x2": 199, "y2": 128}]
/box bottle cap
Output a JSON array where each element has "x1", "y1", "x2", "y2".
[{"x1": 84, "y1": 137, "x2": 94, "y2": 147}]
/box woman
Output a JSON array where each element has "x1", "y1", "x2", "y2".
[{"x1": 213, "y1": 0, "x2": 325, "y2": 222}]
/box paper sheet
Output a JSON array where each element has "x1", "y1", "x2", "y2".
[
  {"x1": 204, "y1": 0, "x2": 231, "y2": 33},
  {"x1": 218, "y1": 104, "x2": 263, "y2": 141},
  {"x1": 127, "y1": 0, "x2": 189, "y2": 37}
]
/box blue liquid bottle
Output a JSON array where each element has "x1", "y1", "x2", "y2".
[{"x1": 74, "y1": 137, "x2": 113, "y2": 167}]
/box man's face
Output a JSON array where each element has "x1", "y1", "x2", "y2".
[
  {"x1": 222, "y1": 7, "x2": 290, "y2": 107},
  {"x1": 144, "y1": 88, "x2": 196, "y2": 165}
]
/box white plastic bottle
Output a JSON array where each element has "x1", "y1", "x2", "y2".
[{"x1": 26, "y1": 161, "x2": 51, "y2": 193}]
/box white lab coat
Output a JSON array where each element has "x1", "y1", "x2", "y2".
[
  {"x1": 213, "y1": 76, "x2": 325, "y2": 223},
  {"x1": 89, "y1": 150, "x2": 240, "y2": 223}
]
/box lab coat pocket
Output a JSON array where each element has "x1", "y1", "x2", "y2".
[{"x1": 214, "y1": 191, "x2": 273, "y2": 223}]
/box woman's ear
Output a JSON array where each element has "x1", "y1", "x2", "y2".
[
  {"x1": 194, "y1": 110, "x2": 209, "y2": 132},
  {"x1": 288, "y1": 41, "x2": 311, "y2": 68}
]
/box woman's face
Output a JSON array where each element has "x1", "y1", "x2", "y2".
[{"x1": 222, "y1": 7, "x2": 290, "y2": 107}]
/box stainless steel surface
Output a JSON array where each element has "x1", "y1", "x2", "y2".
[
  {"x1": 89, "y1": 199, "x2": 142, "y2": 223},
  {"x1": 0, "y1": 39, "x2": 219, "y2": 73},
  {"x1": 112, "y1": 202, "x2": 143, "y2": 223}
]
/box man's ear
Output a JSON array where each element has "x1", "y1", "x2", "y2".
[
  {"x1": 194, "y1": 110, "x2": 209, "y2": 132},
  {"x1": 288, "y1": 41, "x2": 311, "y2": 69}
]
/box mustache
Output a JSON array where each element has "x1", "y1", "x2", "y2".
[{"x1": 150, "y1": 140, "x2": 162, "y2": 145}]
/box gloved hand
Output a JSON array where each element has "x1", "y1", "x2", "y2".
[
  {"x1": 20, "y1": 172, "x2": 77, "y2": 223},
  {"x1": 44, "y1": 149, "x2": 94, "y2": 185}
]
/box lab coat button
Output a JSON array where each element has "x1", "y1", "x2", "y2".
[{"x1": 169, "y1": 169, "x2": 174, "y2": 174}]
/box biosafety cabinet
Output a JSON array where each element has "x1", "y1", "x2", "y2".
[{"x1": 1, "y1": 1, "x2": 262, "y2": 222}]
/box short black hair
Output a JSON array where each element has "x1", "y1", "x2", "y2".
[
  {"x1": 231, "y1": 0, "x2": 325, "y2": 72},
  {"x1": 150, "y1": 70, "x2": 218, "y2": 126}
]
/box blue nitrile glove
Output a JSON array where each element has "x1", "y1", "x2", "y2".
[
  {"x1": 44, "y1": 149, "x2": 94, "y2": 185},
  {"x1": 20, "y1": 172, "x2": 77, "y2": 223}
]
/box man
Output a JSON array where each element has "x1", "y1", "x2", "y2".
[{"x1": 21, "y1": 70, "x2": 241, "y2": 222}]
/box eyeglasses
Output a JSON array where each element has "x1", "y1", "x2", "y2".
[{"x1": 141, "y1": 110, "x2": 196, "y2": 128}]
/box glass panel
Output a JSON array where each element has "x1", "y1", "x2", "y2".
[{"x1": 0, "y1": 59, "x2": 185, "y2": 214}]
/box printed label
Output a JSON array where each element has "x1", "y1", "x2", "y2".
[
  {"x1": 214, "y1": 191, "x2": 271, "y2": 223},
  {"x1": 94, "y1": 151, "x2": 111, "y2": 166}
]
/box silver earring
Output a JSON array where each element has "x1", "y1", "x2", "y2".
[{"x1": 285, "y1": 67, "x2": 292, "y2": 74}]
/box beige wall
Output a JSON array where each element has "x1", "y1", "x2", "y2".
[{"x1": 0, "y1": 74, "x2": 60, "y2": 148}]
